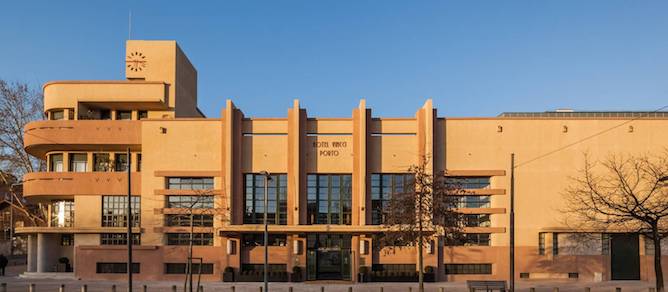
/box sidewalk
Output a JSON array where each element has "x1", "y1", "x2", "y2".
[{"x1": 0, "y1": 266, "x2": 657, "y2": 292}]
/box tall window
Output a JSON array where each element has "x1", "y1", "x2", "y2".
[
  {"x1": 552, "y1": 233, "x2": 559, "y2": 255},
  {"x1": 114, "y1": 153, "x2": 128, "y2": 172},
  {"x1": 445, "y1": 177, "x2": 491, "y2": 189},
  {"x1": 136, "y1": 154, "x2": 142, "y2": 172},
  {"x1": 102, "y1": 196, "x2": 140, "y2": 227},
  {"x1": 167, "y1": 177, "x2": 214, "y2": 190},
  {"x1": 243, "y1": 174, "x2": 287, "y2": 224},
  {"x1": 463, "y1": 214, "x2": 491, "y2": 227},
  {"x1": 93, "y1": 153, "x2": 110, "y2": 172},
  {"x1": 51, "y1": 200, "x2": 74, "y2": 227},
  {"x1": 307, "y1": 174, "x2": 352, "y2": 225},
  {"x1": 49, "y1": 153, "x2": 63, "y2": 172},
  {"x1": 371, "y1": 173, "x2": 413, "y2": 225},
  {"x1": 68, "y1": 153, "x2": 87, "y2": 172},
  {"x1": 538, "y1": 232, "x2": 546, "y2": 255},
  {"x1": 455, "y1": 196, "x2": 491, "y2": 208}
]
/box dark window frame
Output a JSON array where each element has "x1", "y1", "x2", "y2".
[
  {"x1": 100, "y1": 233, "x2": 141, "y2": 245},
  {"x1": 164, "y1": 263, "x2": 214, "y2": 274},
  {"x1": 307, "y1": 174, "x2": 352, "y2": 225},
  {"x1": 96, "y1": 262, "x2": 140, "y2": 274},
  {"x1": 243, "y1": 173, "x2": 287, "y2": 225},
  {"x1": 444, "y1": 263, "x2": 492, "y2": 275},
  {"x1": 166, "y1": 233, "x2": 213, "y2": 246},
  {"x1": 370, "y1": 173, "x2": 414, "y2": 225},
  {"x1": 101, "y1": 196, "x2": 140, "y2": 227},
  {"x1": 167, "y1": 177, "x2": 214, "y2": 190}
]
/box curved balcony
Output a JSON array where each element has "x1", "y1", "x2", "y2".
[
  {"x1": 23, "y1": 172, "x2": 141, "y2": 198},
  {"x1": 43, "y1": 81, "x2": 168, "y2": 112},
  {"x1": 24, "y1": 120, "x2": 141, "y2": 157}
]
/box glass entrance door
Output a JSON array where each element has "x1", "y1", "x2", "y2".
[{"x1": 306, "y1": 234, "x2": 351, "y2": 280}]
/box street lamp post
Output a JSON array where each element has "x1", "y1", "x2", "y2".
[{"x1": 260, "y1": 171, "x2": 272, "y2": 292}]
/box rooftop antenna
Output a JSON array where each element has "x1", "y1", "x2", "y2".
[{"x1": 128, "y1": 10, "x2": 132, "y2": 39}]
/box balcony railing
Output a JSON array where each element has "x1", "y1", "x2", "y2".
[{"x1": 24, "y1": 120, "x2": 141, "y2": 157}]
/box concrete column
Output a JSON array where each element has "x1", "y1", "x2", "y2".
[
  {"x1": 352, "y1": 99, "x2": 369, "y2": 226},
  {"x1": 27, "y1": 234, "x2": 37, "y2": 272},
  {"x1": 36, "y1": 233, "x2": 47, "y2": 272},
  {"x1": 37, "y1": 233, "x2": 58, "y2": 272},
  {"x1": 287, "y1": 100, "x2": 306, "y2": 225}
]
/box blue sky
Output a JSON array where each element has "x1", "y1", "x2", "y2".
[{"x1": 1, "y1": 1, "x2": 667, "y2": 118}]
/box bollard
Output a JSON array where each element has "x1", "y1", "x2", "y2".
[
  {"x1": 142, "y1": 285, "x2": 147, "y2": 292},
  {"x1": 81, "y1": 284, "x2": 88, "y2": 292},
  {"x1": 585, "y1": 287, "x2": 591, "y2": 292},
  {"x1": 380, "y1": 287, "x2": 384, "y2": 292},
  {"x1": 112, "y1": 285, "x2": 117, "y2": 292},
  {"x1": 29, "y1": 283, "x2": 35, "y2": 292},
  {"x1": 231, "y1": 286, "x2": 235, "y2": 292},
  {"x1": 171, "y1": 285, "x2": 177, "y2": 292},
  {"x1": 349, "y1": 287, "x2": 353, "y2": 292},
  {"x1": 530, "y1": 288, "x2": 535, "y2": 292},
  {"x1": 616, "y1": 288, "x2": 621, "y2": 292},
  {"x1": 409, "y1": 287, "x2": 412, "y2": 292},
  {"x1": 198, "y1": 286, "x2": 203, "y2": 292},
  {"x1": 440, "y1": 288, "x2": 444, "y2": 292},
  {"x1": 59, "y1": 284, "x2": 65, "y2": 292},
  {"x1": 289, "y1": 287, "x2": 293, "y2": 292},
  {"x1": 321, "y1": 286, "x2": 325, "y2": 292},
  {"x1": 553, "y1": 288, "x2": 559, "y2": 292}
]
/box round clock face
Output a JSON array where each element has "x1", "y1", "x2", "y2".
[{"x1": 126, "y1": 51, "x2": 147, "y2": 72}]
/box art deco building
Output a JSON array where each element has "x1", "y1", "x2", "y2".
[{"x1": 18, "y1": 40, "x2": 668, "y2": 282}]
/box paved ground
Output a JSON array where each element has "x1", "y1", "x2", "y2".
[{"x1": 0, "y1": 266, "x2": 658, "y2": 292}]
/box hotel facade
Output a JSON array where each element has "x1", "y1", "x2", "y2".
[{"x1": 18, "y1": 40, "x2": 668, "y2": 282}]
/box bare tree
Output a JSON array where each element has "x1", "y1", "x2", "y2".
[
  {"x1": 0, "y1": 80, "x2": 47, "y2": 229},
  {"x1": 165, "y1": 189, "x2": 226, "y2": 292},
  {"x1": 0, "y1": 80, "x2": 44, "y2": 178},
  {"x1": 381, "y1": 157, "x2": 465, "y2": 292},
  {"x1": 563, "y1": 153, "x2": 668, "y2": 292}
]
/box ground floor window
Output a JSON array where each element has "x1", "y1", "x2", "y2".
[
  {"x1": 164, "y1": 263, "x2": 214, "y2": 274},
  {"x1": 96, "y1": 262, "x2": 140, "y2": 274},
  {"x1": 100, "y1": 233, "x2": 141, "y2": 245},
  {"x1": 241, "y1": 264, "x2": 287, "y2": 272},
  {"x1": 166, "y1": 233, "x2": 213, "y2": 246},
  {"x1": 60, "y1": 234, "x2": 74, "y2": 246},
  {"x1": 242, "y1": 234, "x2": 287, "y2": 247},
  {"x1": 444, "y1": 264, "x2": 492, "y2": 275},
  {"x1": 371, "y1": 264, "x2": 416, "y2": 272}
]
